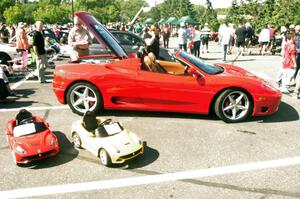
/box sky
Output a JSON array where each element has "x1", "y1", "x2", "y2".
[{"x1": 146, "y1": 0, "x2": 232, "y2": 9}]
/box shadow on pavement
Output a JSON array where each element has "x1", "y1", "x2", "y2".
[
  {"x1": 249, "y1": 102, "x2": 299, "y2": 123},
  {"x1": 100, "y1": 110, "x2": 219, "y2": 121},
  {"x1": 20, "y1": 131, "x2": 78, "y2": 169},
  {"x1": 0, "y1": 100, "x2": 37, "y2": 109}
]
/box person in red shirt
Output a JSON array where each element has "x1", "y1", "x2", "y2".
[
  {"x1": 280, "y1": 33, "x2": 296, "y2": 93},
  {"x1": 268, "y1": 24, "x2": 276, "y2": 52}
]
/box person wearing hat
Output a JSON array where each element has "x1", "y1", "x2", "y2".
[
  {"x1": 178, "y1": 22, "x2": 188, "y2": 51},
  {"x1": 16, "y1": 22, "x2": 29, "y2": 57},
  {"x1": 200, "y1": 23, "x2": 211, "y2": 53},
  {"x1": 68, "y1": 17, "x2": 92, "y2": 62}
]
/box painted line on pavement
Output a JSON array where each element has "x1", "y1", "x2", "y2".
[
  {"x1": 1, "y1": 156, "x2": 300, "y2": 198},
  {"x1": 0, "y1": 105, "x2": 69, "y2": 112}
]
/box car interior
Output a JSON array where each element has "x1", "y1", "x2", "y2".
[{"x1": 141, "y1": 52, "x2": 188, "y2": 75}]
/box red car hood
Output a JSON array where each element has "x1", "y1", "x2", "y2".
[
  {"x1": 215, "y1": 63, "x2": 266, "y2": 83},
  {"x1": 75, "y1": 12, "x2": 128, "y2": 59},
  {"x1": 14, "y1": 130, "x2": 54, "y2": 152}
]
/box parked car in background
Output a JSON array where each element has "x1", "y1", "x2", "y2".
[{"x1": 0, "y1": 42, "x2": 18, "y2": 66}]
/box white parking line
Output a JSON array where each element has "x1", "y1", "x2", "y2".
[
  {"x1": 10, "y1": 73, "x2": 33, "y2": 90},
  {"x1": 0, "y1": 105, "x2": 69, "y2": 112},
  {"x1": 1, "y1": 156, "x2": 300, "y2": 199}
]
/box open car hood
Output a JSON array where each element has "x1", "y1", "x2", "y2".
[{"x1": 75, "y1": 12, "x2": 128, "y2": 59}]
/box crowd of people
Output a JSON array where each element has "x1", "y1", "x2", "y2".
[{"x1": 1, "y1": 18, "x2": 300, "y2": 100}]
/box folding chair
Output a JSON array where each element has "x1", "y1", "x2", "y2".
[{"x1": 8, "y1": 50, "x2": 35, "y2": 78}]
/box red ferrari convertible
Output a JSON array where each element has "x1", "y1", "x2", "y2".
[
  {"x1": 53, "y1": 12, "x2": 281, "y2": 123},
  {"x1": 6, "y1": 109, "x2": 59, "y2": 165}
]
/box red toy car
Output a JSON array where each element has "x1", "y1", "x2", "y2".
[
  {"x1": 52, "y1": 12, "x2": 281, "y2": 123},
  {"x1": 6, "y1": 109, "x2": 59, "y2": 165}
]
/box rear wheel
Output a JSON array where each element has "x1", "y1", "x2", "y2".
[
  {"x1": 67, "y1": 82, "x2": 102, "y2": 115},
  {"x1": 214, "y1": 88, "x2": 253, "y2": 123},
  {"x1": 72, "y1": 132, "x2": 82, "y2": 148},
  {"x1": 99, "y1": 148, "x2": 112, "y2": 166}
]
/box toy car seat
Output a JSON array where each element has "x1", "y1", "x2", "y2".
[
  {"x1": 16, "y1": 109, "x2": 34, "y2": 126},
  {"x1": 83, "y1": 111, "x2": 98, "y2": 132}
]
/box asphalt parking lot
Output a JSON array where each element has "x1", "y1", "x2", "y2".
[{"x1": 1, "y1": 42, "x2": 300, "y2": 199}]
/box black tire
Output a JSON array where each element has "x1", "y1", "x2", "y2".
[
  {"x1": 99, "y1": 148, "x2": 112, "y2": 166},
  {"x1": 214, "y1": 88, "x2": 253, "y2": 123},
  {"x1": 66, "y1": 82, "x2": 102, "y2": 115},
  {"x1": 72, "y1": 132, "x2": 82, "y2": 148},
  {"x1": 0, "y1": 52, "x2": 11, "y2": 66}
]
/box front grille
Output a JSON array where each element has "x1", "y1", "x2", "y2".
[
  {"x1": 23, "y1": 149, "x2": 57, "y2": 161},
  {"x1": 120, "y1": 148, "x2": 143, "y2": 160}
]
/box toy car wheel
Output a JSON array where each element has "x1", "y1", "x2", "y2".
[
  {"x1": 67, "y1": 82, "x2": 102, "y2": 115},
  {"x1": 72, "y1": 132, "x2": 82, "y2": 148},
  {"x1": 214, "y1": 88, "x2": 253, "y2": 123},
  {"x1": 99, "y1": 148, "x2": 112, "y2": 166}
]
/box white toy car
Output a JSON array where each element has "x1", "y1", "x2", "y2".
[{"x1": 71, "y1": 111, "x2": 144, "y2": 166}]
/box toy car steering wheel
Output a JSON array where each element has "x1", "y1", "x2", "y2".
[
  {"x1": 19, "y1": 118, "x2": 33, "y2": 125},
  {"x1": 100, "y1": 119, "x2": 112, "y2": 126}
]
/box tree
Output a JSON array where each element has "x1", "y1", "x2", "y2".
[
  {"x1": 159, "y1": 0, "x2": 195, "y2": 19},
  {"x1": 0, "y1": 0, "x2": 15, "y2": 22},
  {"x1": 3, "y1": 4, "x2": 23, "y2": 24},
  {"x1": 33, "y1": 4, "x2": 71, "y2": 24}
]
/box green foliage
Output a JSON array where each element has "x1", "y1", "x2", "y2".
[
  {"x1": 158, "y1": 0, "x2": 195, "y2": 19},
  {"x1": 225, "y1": 0, "x2": 300, "y2": 34},
  {"x1": 3, "y1": 4, "x2": 23, "y2": 24},
  {"x1": 33, "y1": 4, "x2": 71, "y2": 24},
  {"x1": 0, "y1": 0, "x2": 15, "y2": 22}
]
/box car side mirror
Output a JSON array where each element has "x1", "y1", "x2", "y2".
[{"x1": 187, "y1": 68, "x2": 200, "y2": 79}]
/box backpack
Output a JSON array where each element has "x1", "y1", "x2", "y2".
[{"x1": 201, "y1": 34, "x2": 209, "y2": 40}]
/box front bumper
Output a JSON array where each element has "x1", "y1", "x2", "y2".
[
  {"x1": 111, "y1": 145, "x2": 144, "y2": 164},
  {"x1": 252, "y1": 92, "x2": 282, "y2": 116}
]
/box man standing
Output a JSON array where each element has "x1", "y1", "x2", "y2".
[
  {"x1": 68, "y1": 17, "x2": 92, "y2": 61},
  {"x1": 201, "y1": 23, "x2": 211, "y2": 53},
  {"x1": 235, "y1": 22, "x2": 247, "y2": 56},
  {"x1": 178, "y1": 22, "x2": 188, "y2": 51},
  {"x1": 33, "y1": 21, "x2": 48, "y2": 83}
]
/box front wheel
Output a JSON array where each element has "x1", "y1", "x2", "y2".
[
  {"x1": 214, "y1": 89, "x2": 253, "y2": 123},
  {"x1": 66, "y1": 82, "x2": 102, "y2": 115},
  {"x1": 99, "y1": 148, "x2": 112, "y2": 166},
  {"x1": 72, "y1": 132, "x2": 82, "y2": 148}
]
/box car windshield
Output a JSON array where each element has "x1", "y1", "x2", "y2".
[
  {"x1": 91, "y1": 24, "x2": 127, "y2": 59},
  {"x1": 13, "y1": 122, "x2": 47, "y2": 137},
  {"x1": 178, "y1": 52, "x2": 224, "y2": 74}
]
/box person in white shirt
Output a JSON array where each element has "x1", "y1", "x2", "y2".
[
  {"x1": 259, "y1": 26, "x2": 270, "y2": 55},
  {"x1": 200, "y1": 23, "x2": 211, "y2": 53},
  {"x1": 178, "y1": 22, "x2": 188, "y2": 51},
  {"x1": 193, "y1": 26, "x2": 201, "y2": 57},
  {"x1": 219, "y1": 24, "x2": 232, "y2": 61}
]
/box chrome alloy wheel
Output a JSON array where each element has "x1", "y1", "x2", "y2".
[
  {"x1": 99, "y1": 149, "x2": 108, "y2": 165},
  {"x1": 221, "y1": 91, "x2": 250, "y2": 121},
  {"x1": 72, "y1": 133, "x2": 81, "y2": 148},
  {"x1": 70, "y1": 85, "x2": 97, "y2": 114}
]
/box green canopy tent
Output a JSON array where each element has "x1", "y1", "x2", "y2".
[
  {"x1": 179, "y1": 16, "x2": 198, "y2": 25},
  {"x1": 165, "y1": 17, "x2": 179, "y2": 25},
  {"x1": 158, "y1": 18, "x2": 167, "y2": 25},
  {"x1": 143, "y1": 18, "x2": 155, "y2": 25}
]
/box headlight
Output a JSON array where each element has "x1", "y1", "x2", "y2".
[
  {"x1": 50, "y1": 137, "x2": 55, "y2": 146},
  {"x1": 262, "y1": 82, "x2": 278, "y2": 92},
  {"x1": 15, "y1": 145, "x2": 26, "y2": 154}
]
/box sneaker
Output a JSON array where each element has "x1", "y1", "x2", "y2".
[
  {"x1": 291, "y1": 93, "x2": 299, "y2": 99},
  {"x1": 279, "y1": 87, "x2": 290, "y2": 94}
]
